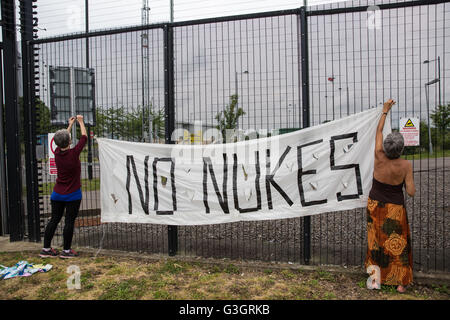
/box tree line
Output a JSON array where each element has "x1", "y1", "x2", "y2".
[{"x1": 31, "y1": 98, "x2": 449, "y2": 153}]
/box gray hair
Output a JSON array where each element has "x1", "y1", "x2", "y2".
[
  {"x1": 54, "y1": 129, "x2": 71, "y2": 148},
  {"x1": 383, "y1": 132, "x2": 404, "y2": 159}
]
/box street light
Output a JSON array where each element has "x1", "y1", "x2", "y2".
[
  {"x1": 234, "y1": 70, "x2": 249, "y2": 129},
  {"x1": 423, "y1": 56, "x2": 441, "y2": 156},
  {"x1": 426, "y1": 79, "x2": 440, "y2": 86},
  {"x1": 424, "y1": 80, "x2": 439, "y2": 155},
  {"x1": 423, "y1": 57, "x2": 441, "y2": 107},
  {"x1": 235, "y1": 70, "x2": 249, "y2": 96},
  {"x1": 327, "y1": 75, "x2": 336, "y2": 119},
  {"x1": 326, "y1": 75, "x2": 349, "y2": 118},
  {"x1": 288, "y1": 104, "x2": 294, "y2": 128}
]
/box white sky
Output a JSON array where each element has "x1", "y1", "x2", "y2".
[
  {"x1": 27, "y1": 0, "x2": 450, "y2": 130},
  {"x1": 35, "y1": 0, "x2": 348, "y2": 38}
]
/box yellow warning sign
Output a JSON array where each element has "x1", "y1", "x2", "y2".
[
  {"x1": 404, "y1": 118, "x2": 415, "y2": 128},
  {"x1": 399, "y1": 117, "x2": 420, "y2": 146}
]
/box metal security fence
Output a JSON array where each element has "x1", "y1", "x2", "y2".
[
  {"x1": 307, "y1": 0, "x2": 449, "y2": 271},
  {"x1": 14, "y1": 0, "x2": 448, "y2": 273}
]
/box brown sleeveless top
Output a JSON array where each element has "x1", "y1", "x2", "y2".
[{"x1": 368, "y1": 177, "x2": 405, "y2": 206}]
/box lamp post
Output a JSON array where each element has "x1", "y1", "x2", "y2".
[
  {"x1": 423, "y1": 56, "x2": 441, "y2": 156},
  {"x1": 288, "y1": 104, "x2": 292, "y2": 128},
  {"x1": 326, "y1": 75, "x2": 348, "y2": 118},
  {"x1": 327, "y1": 76, "x2": 336, "y2": 119},
  {"x1": 423, "y1": 57, "x2": 441, "y2": 107},
  {"x1": 234, "y1": 70, "x2": 249, "y2": 97},
  {"x1": 425, "y1": 79, "x2": 439, "y2": 155},
  {"x1": 346, "y1": 86, "x2": 349, "y2": 116},
  {"x1": 234, "y1": 70, "x2": 249, "y2": 129}
]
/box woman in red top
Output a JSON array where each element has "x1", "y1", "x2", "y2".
[{"x1": 40, "y1": 115, "x2": 87, "y2": 259}]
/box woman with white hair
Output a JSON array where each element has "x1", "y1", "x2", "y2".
[
  {"x1": 40, "y1": 115, "x2": 87, "y2": 259},
  {"x1": 365, "y1": 99, "x2": 416, "y2": 293}
]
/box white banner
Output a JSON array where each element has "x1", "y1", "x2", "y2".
[{"x1": 98, "y1": 107, "x2": 391, "y2": 225}]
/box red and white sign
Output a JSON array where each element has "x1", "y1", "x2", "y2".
[
  {"x1": 48, "y1": 133, "x2": 58, "y2": 175},
  {"x1": 399, "y1": 117, "x2": 420, "y2": 146}
]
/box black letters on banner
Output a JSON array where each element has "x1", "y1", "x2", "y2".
[
  {"x1": 152, "y1": 157, "x2": 177, "y2": 215},
  {"x1": 126, "y1": 155, "x2": 150, "y2": 215},
  {"x1": 265, "y1": 146, "x2": 294, "y2": 209},
  {"x1": 297, "y1": 140, "x2": 328, "y2": 207},
  {"x1": 329, "y1": 132, "x2": 363, "y2": 201},
  {"x1": 124, "y1": 132, "x2": 364, "y2": 216},
  {"x1": 232, "y1": 151, "x2": 262, "y2": 213},
  {"x1": 203, "y1": 154, "x2": 230, "y2": 214}
]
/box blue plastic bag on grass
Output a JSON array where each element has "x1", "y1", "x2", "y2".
[{"x1": 0, "y1": 261, "x2": 52, "y2": 280}]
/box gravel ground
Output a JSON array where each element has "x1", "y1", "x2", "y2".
[{"x1": 42, "y1": 160, "x2": 449, "y2": 272}]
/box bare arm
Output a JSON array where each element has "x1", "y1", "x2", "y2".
[
  {"x1": 67, "y1": 116, "x2": 76, "y2": 132},
  {"x1": 375, "y1": 99, "x2": 396, "y2": 158},
  {"x1": 404, "y1": 161, "x2": 416, "y2": 197},
  {"x1": 77, "y1": 115, "x2": 87, "y2": 137}
]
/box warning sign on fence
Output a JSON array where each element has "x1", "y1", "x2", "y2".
[
  {"x1": 48, "y1": 133, "x2": 58, "y2": 175},
  {"x1": 399, "y1": 117, "x2": 420, "y2": 146}
]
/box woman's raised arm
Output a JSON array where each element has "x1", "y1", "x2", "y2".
[{"x1": 375, "y1": 99, "x2": 396, "y2": 158}]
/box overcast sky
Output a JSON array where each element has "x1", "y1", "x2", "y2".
[
  {"x1": 32, "y1": 0, "x2": 449, "y2": 132},
  {"x1": 35, "y1": 0, "x2": 348, "y2": 38}
]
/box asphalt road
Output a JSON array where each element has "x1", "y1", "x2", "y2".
[{"x1": 410, "y1": 157, "x2": 449, "y2": 172}]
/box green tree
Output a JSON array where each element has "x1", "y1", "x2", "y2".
[
  {"x1": 430, "y1": 103, "x2": 450, "y2": 132},
  {"x1": 430, "y1": 103, "x2": 450, "y2": 150},
  {"x1": 93, "y1": 106, "x2": 127, "y2": 139},
  {"x1": 134, "y1": 105, "x2": 165, "y2": 141},
  {"x1": 215, "y1": 94, "x2": 245, "y2": 142},
  {"x1": 420, "y1": 120, "x2": 432, "y2": 152},
  {"x1": 93, "y1": 105, "x2": 165, "y2": 141},
  {"x1": 404, "y1": 120, "x2": 444, "y2": 155},
  {"x1": 17, "y1": 97, "x2": 55, "y2": 136},
  {"x1": 35, "y1": 98, "x2": 54, "y2": 135}
]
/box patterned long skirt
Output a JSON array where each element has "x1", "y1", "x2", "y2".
[{"x1": 364, "y1": 197, "x2": 413, "y2": 286}]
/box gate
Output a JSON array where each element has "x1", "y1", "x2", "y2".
[{"x1": 18, "y1": 0, "x2": 449, "y2": 272}]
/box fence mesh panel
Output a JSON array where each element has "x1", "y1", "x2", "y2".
[{"x1": 32, "y1": 0, "x2": 449, "y2": 271}]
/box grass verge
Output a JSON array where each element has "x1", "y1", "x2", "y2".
[{"x1": 0, "y1": 251, "x2": 448, "y2": 300}]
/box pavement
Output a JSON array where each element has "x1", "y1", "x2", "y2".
[
  {"x1": 0, "y1": 236, "x2": 42, "y2": 252},
  {"x1": 411, "y1": 157, "x2": 449, "y2": 171}
]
